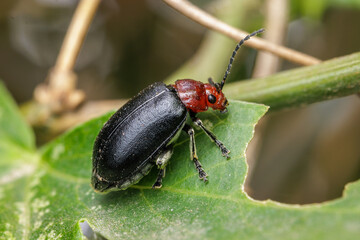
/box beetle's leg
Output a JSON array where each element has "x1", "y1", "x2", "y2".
[
  {"x1": 183, "y1": 124, "x2": 208, "y2": 182},
  {"x1": 152, "y1": 147, "x2": 173, "y2": 189},
  {"x1": 191, "y1": 116, "x2": 230, "y2": 158},
  {"x1": 152, "y1": 169, "x2": 165, "y2": 189}
]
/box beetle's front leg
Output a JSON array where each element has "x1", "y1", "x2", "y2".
[
  {"x1": 191, "y1": 115, "x2": 230, "y2": 158},
  {"x1": 152, "y1": 147, "x2": 173, "y2": 189},
  {"x1": 183, "y1": 124, "x2": 208, "y2": 182}
]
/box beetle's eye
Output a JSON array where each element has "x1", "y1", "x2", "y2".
[{"x1": 208, "y1": 94, "x2": 216, "y2": 104}]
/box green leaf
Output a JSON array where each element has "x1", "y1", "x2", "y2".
[
  {"x1": 0, "y1": 82, "x2": 39, "y2": 240},
  {"x1": 0, "y1": 82, "x2": 35, "y2": 150},
  {"x1": 291, "y1": 0, "x2": 360, "y2": 19},
  {"x1": 1, "y1": 81, "x2": 359, "y2": 239}
]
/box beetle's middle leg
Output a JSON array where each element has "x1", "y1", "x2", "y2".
[
  {"x1": 183, "y1": 124, "x2": 208, "y2": 182},
  {"x1": 152, "y1": 147, "x2": 173, "y2": 189}
]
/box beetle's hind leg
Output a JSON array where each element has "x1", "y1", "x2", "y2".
[
  {"x1": 191, "y1": 116, "x2": 230, "y2": 158},
  {"x1": 152, "y1": 147, "x2": 173, "y2": 189},
  {"x1": 183, "y1": 124, "x2": 208, "y2": 182},
  {"x1": 152, "y1": 169, "x2": 165, "y2": 189}
]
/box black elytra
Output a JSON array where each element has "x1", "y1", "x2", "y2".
[{"x1": 92, "y1": 83, "x2": 188, "y2": 192}]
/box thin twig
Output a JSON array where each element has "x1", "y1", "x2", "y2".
[{"x1": 163, "y1": 0, "x2": 321, "y2": 66}]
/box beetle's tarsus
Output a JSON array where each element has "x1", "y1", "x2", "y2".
[
  {"x1": 220, "y1": 146, "x2": 231, "y2": 159},
  {"x1": 152, "y1": 181, "x2": 162, "y2": 189},
  {"x1": 198, "y1": 169, "x2": 208, "y2": 182},
  {"x1": 152, "y1": 168, "x2": 165, "y2": 189},
  {"x1": 193, "y1": 158, "x2": 208, "y2": 182},
  {"x1": 215, "y1": 139, "x2": 230, "y2": 158}
]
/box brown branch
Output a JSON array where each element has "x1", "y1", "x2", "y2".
[
  {"x1": 162, "y1": 0, "x2": 321, "y2": 66},
  {"x1": 34, "y1": 0, "x2": 101, "y2": 116},
  {"x1": 29, "y1": 100, "x2": 126, "y2": 144},
  {"x1": 54, "y1": 0, "x2": 101, "y2": 73},
  {"x1": 51, "y1": 100, "x2": 126, "y2": 134}
]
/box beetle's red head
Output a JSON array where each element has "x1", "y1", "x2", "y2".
[{"x1": 204, "y1": 78, "x2": 229, "y2": 113}]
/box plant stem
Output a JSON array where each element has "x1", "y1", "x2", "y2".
[{"x1": 224, "y1": 52, "x2": 360, "y2": 110}]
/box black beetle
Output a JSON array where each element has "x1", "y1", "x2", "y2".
[{"x1": 91, "y1": 29, "x2": 264, "y2": 193}]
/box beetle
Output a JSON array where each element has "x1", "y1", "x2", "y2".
[{"x1": 92, "y1": 29, "x2": 264, "y2": 193}]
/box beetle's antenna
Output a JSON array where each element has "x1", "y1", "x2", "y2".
[{"x1": 220, "y1": 28, "x2": 264, "y2": 90}]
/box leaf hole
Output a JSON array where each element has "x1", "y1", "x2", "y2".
[
  {"x1": 81, "y1": 221, "x2": 107, "y2": 240},
  {"x1": 244, "y1": 99, "x2": 360, "y2": 204}
]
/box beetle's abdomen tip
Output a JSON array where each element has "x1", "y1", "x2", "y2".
[{"x1": 91, "y1": 174, "x2": 113, "y2": 193}]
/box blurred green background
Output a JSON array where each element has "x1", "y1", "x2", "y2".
[{"x1": 0, "y1": 0, "x2": 359, "y2": 204}]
